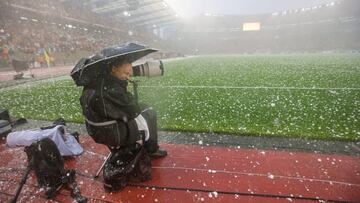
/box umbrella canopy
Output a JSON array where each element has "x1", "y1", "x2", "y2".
[{"x1": 71, "y1": 43, "x2": 157, "y2": 86}]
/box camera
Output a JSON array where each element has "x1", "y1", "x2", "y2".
[{"x1": 132, "y1": 60, "x2": 164, "y2": 77}]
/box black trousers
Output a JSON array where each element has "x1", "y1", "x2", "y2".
[
  {"x1": 140, "y1": 108, "x2": 159, "y2": 153},
  {"x1": 107, "y1": 106, "x2": 159, "y2": 154}
]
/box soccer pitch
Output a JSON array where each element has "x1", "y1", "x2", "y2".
[{"x1": 1, "y1": 54, "x2": 359, "y2": 141}]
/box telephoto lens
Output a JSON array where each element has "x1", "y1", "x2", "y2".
[{"x1": 132, "y1": 60, "x2": 164, "y2": 77}]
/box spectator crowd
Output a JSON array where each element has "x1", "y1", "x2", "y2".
[{"x1": 0, "y1": 0, "x2": 153, "y2": 68}]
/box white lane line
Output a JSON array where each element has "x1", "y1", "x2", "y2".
[
  {"x1": 5, "y1": 84, "x2": 360, "y2": 91},
  {"x1": 152, "y1": 166, "x2": 360, "y2": 187},
  {"x1": 93, "y1": 152, "x2": 360, "y2": 187},
  {"x1": 142, "y1": 85, "x2": 360, "y2": 91}
]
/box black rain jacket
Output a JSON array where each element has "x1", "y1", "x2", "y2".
[{"x1": 80, "y1": 74, "x2": 141, "y2": 148}]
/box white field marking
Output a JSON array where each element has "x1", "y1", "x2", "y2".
[
  {"x1": 152, "y1": 166, "x2": 360, "y2": 187},
  {"x1": 141, "y1": 85, "x2": 360, "y2": 91},
  {"x1": 3, "y1": 84, "x2": 360, "y2": 91}
]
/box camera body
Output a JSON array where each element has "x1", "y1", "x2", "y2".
[{"x1": 132, "y1": 60, "x2": 164, "y2": 77}]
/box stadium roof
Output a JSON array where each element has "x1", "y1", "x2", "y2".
[
  {"x1": 165, "y1": 0, "x2": 337, "y2": 17},
  {"x1": 83, "y1": 0, "x2": 180, "y2": 29}
]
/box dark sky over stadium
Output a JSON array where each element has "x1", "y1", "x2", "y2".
[{"x1": 165, "y1": 0, "x2": 336, "y2": 17}]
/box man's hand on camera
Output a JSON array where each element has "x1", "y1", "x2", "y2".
[{"x1": 136, "y1": 140, "x2": 143, "y2": 146}]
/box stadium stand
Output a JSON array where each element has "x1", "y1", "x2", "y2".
[
  {"x1": 1, "y1": 0, "x2": 359, "y2": 68},
  {"x1": 0, "y1": 0, "x2": 162, "y2": 68},
  {"x1": 166, "y1": 0, "x2": 360, "y2": 54}
]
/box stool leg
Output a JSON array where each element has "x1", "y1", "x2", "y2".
[{"x1": 94, "y1": 152, "x2": 112, "y2": 179}]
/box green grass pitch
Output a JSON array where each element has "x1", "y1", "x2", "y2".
[{"x1": 1, "y1": 54, "x2": 359, "y2": 141}]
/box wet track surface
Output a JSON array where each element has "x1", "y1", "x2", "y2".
[{"x1": 1, "y1": 136, "x2": 359, "y2": 202}]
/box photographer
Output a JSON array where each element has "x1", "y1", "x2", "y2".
[
  {"x1": 80, "y1": 54, "x2": 167, "y2": 159},
  {"x1": 74, "y1": 43, "x2": 167, "y2": 190}
]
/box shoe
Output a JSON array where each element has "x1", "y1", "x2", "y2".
[{"x1": 149, "y1": 149, "x2": 167, "y2": 159}]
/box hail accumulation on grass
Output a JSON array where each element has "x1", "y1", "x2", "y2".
[{"x1": 1, "y1": 54, "x2": 359, "y2": 141}]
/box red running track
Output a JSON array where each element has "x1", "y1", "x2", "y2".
[{"x1": 0, "y1": 136, "x2": 359, "y2": 203}]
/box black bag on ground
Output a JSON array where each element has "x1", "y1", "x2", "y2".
[
  {"x1": 0, "y1": 109, "x2": 12, "y2": 137},
  {"x1": 0, "y1": 119, "x2": 12, "y2": 137},
  {"x1": 103, "y1": 145, "x2": 151, "y2": 191},
  {"x1": 0, "y1": 109, "x2": 10, "y2": 121},
  {"x1": 23, "y1": 138, "x2": 87, "y2": 202},
  {"x1": 0, "y1": 109, "x2": 27, "y2": 137}
]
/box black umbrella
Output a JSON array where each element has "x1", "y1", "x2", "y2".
[{"x1": 71, "y1": 43, "x2": 157, "y2": 86}]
